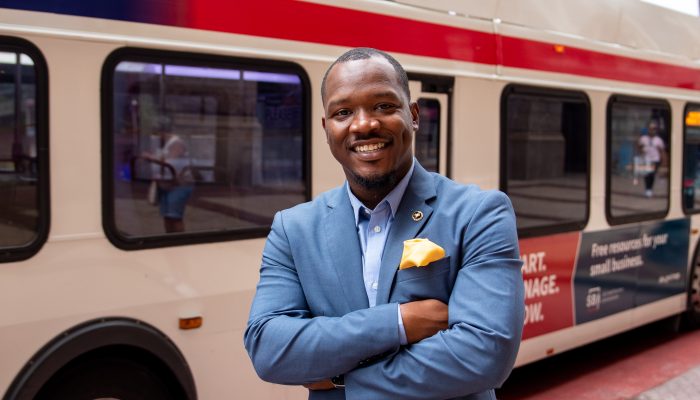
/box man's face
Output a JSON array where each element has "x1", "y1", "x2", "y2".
[{"x1": 322, "y1": 57, "x2": 418, "y2": 190}]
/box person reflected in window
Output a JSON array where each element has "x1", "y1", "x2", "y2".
[
  {"x1": 638, "y1": 120, "x2": 665, "y2": 198},
  {"x1": 144, "y1": 119, "x2": 194, "y2": 233}
]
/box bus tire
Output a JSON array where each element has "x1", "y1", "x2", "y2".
[
  {"x1": 683, "y1": 246, "x2": 700, "y2": 329},
  {"x1": 35, "y1": 347, "x2": 183, "y2": 400},
  {"x1": 4, "y1": 318, "x2": 196, "y2": 400}
]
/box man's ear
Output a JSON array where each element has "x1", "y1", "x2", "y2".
[
  {"x1": 410, "y1": 102, "x2": 420, "y2": 131},
  {"x1": 322, "y1": 117, "x2": 329, "y2": 143}
]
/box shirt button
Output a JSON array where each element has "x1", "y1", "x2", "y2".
[
  {"x1": 364, "y1": 208, "x2": 370, "y2": 215},
  {"x1": 371, "y1": 282, "x2": 378, "y2": 290},
  {"x1": 373, "y1": 225, "x2": 381, "y2": 233}
]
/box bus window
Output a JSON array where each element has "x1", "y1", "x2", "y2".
[
  {"x1": 408, "y1": 74, "x2": 453, "y2": 177},
  {"x1": 501, "y1": 85, "x2": 590, "y2": 237},
  {"x1": 683, "y1": 104, "x2": 700, "y2": 213},
  {"x1": 103, "y1": 49, "x2": 310, "y2": 249},
  {"x1": 606, "y1": 96, "x2": 670, "y2": 224},
  {"x1": 0, "y1": 40, "x2": 48, "y2": 261},
  {"x1": 416, "y1": 98, "x2": 440, "y2": 173}
]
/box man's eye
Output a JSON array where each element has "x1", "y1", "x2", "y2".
[
  {"x1": 335, "y1": 109, "x2": 351, "y2": 117},
  {"x1": 377, "y1": 103, "x2": 396, "y2": 111}
]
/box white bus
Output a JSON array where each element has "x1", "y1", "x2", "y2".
[{"x1": 1, "y1": 0, "x2": 700, "y2": 398}]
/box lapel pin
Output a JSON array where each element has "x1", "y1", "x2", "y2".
[{"x1": 411, "y1": 210, "x2": 423, "y2": 222}]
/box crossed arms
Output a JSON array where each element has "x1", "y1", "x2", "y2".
[{"x1": 244, "y1": 191, "x2": 524, "y2": 399}]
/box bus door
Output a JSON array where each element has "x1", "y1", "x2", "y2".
[{"x1": 409, "y1": 76, "x2": 452, "y2": 176}]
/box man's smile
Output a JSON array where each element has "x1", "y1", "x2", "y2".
[
  {"x1": 350, "y1": 140, "x2": 392, "y2": 162},
  {"x1": 354, "y1": 142, "x2": 386, "y2": 153}
]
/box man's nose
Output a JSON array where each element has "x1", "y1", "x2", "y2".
[{"x1": 350, "y1": 110, "x2": 380, "y2": 133}]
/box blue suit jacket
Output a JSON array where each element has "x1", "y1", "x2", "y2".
[{"x1": 244, "y1": 162, "x2": 524, "y2": 400}]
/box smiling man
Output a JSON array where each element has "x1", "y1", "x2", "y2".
[
  {"x1": 244, "y1": 48, "x2": 524, "y2": 400},
  {"x1": 321, "y1": 51, "x2": 415, "y2": 209}
]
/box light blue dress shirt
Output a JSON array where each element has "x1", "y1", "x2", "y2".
[{"x1": 346, "y1": 161, "x2": 415, "y2": 345}]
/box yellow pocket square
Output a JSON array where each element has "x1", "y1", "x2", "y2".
[{"x1": 399, "y1": 238, "x2": 445, "y2": 270}]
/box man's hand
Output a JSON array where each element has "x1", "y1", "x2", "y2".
[
  {"x1": 304, "y1": 380, "x2": 335, "y2": 390},
  {"x1": 400, "y1": 299, "x2": 448, "y2": 344}
]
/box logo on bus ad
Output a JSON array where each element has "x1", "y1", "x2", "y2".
[{"x1": 585, "y1": 286, "x2": 601, "y2": 311}]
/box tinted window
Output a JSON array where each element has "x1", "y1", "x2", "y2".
[
  {"x1": 104, "y1": 50, "x2": 309, "y2": 248},
  {"x1": 683, "y1": 104, "x2": 700, "y2": 212},
  {"x1": 501, "y1": 85, "x2": 589, "y2": 236},
  {"x1": 0, "y1": 43, "x2": 48, "y2": 259},
  {"x1": 607, "y1": 96, "x2": 670, "y2": 224},
  {"x1": 416, "y1": 98, "x2": 440, "y2": 173}
]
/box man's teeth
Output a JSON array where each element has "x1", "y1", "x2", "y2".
[{"x1": 355, "y1": 143, "x2": 386, "y2": 153}]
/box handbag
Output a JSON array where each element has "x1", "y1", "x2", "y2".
[{"x1": 147, "y1": 180, "x2": 158, "y2": 205}]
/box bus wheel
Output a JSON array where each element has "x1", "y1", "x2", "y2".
[
  {"x1": 35, "y1": 349, "x2": 185, "y2": 400},
  {"x1": 684, "y1": 252, "x2": 700, "y2": 329}
]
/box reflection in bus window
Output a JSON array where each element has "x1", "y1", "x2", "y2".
[
  {"x1": 683, "y1": 105, "x2": 700, "y2": 212},
  {"x1": 608, "y1": 98, "x2": 670, "y2": 222},
  {"x1": 502, "y1": 86, "x2": 589, "y2": 235},
  {"x1": 0, "y1": 51, "x2": 39, "y2": 248},
  {"x1": 110, "y1": 58, "x2": 307, "y2": 238},
  {"x1": 416, "y1": 98, "x2": 439, "y2": 173}
]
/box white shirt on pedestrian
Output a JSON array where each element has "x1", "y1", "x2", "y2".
[{"x1": 639, "y1": 135, "x2": 664, "y2": 163}]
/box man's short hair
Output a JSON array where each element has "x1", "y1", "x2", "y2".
[{"x1": 321, "y1": 47, "x2": 410, "y2": 104}]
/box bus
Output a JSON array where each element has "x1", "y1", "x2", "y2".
[{"x1": 1, "y1": 0, "x2": 699, "y2": 398}]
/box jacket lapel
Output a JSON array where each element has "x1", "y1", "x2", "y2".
[
  {"x1": 375, "y1": 163, "x2": 437, "y2": 305},
  {"x1": 324, "y1": 187, "x2": 370, "y2": 312}
]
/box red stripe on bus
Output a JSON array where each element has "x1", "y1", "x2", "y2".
[
  {"x1": 501, "y1": 36, "x2": 700, "y2": 90},
  {"x1": 186, "y1": 0, "x2": 700, "y2": 90},
  {"x1": 188, "y1": 0, "x2": 497, "y2": 64}
]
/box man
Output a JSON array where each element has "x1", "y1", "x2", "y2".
[
  {"x1": 638, "y1": 119, "x2": 666, "y2": 198},
  {"x1": 244, "y1": 47, "x2": 524, "y2": 399}
]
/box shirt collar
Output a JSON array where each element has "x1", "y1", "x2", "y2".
[{"x1": 346, "y1": 159, "x2": 415, "y2": 226}]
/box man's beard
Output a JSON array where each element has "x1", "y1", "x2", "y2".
[{"x1": 350, "y1": 170, "x2": 398, "y2": 190}]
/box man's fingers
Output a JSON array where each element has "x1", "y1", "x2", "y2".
[{"x1": 400, "y1": 299, "x2": 449, "y2": 343}]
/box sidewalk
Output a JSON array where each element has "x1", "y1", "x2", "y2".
[
  {"x1": 633, "y1": 365, "x2": 700, "y2": 400},
  {"x1": 497, "y1": 324, "x2": 700, "y2": 400}
]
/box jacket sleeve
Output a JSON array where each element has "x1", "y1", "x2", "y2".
[
  {"x1": 243, "y1": 211, "x2": 401, "y2": 385},
  {"x1": 344, "y1": 191, "x2": 525, "y2": 399}
]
